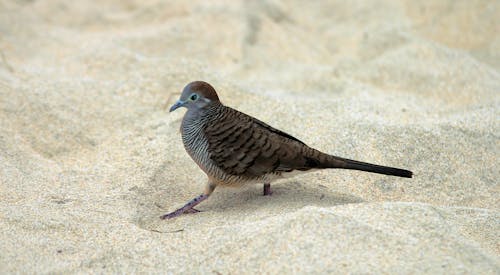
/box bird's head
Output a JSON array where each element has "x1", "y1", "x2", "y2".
[{"x1": 169, "y1": 81, "x2": 220, "y2": 112}]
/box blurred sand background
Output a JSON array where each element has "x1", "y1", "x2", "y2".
[{"x1": 0, "y1": 0, "x2": 499, "y2": 273}]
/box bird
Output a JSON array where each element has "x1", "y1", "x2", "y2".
[{"x1": 161, "y1": 81, "x2": 412, "y2": 219}]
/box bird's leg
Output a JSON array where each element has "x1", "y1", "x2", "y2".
[
  {"x1": 160, "y1": 182, "x2": 216, "y2": 219},
  {"x1": 263, "y1": 183, "x2": 272, "y2": 196}
]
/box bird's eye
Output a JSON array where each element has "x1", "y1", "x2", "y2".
[{"x1": 190, "y1": 94, "x2": 199, "y2": 101}]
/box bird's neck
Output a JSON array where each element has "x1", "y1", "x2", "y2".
[{"x1": 182, "y1": 102, "x2": 222, "y2": 129}]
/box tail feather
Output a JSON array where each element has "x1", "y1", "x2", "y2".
[{"x1": 324, "y1": 155, "x2": 413, "y2": 178}]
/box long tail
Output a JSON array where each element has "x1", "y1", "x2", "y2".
[{"x1": 322, "y1": 155, "x2": 413, "y2": 178}]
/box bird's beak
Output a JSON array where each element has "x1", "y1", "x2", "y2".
[{"x1": 169, "y1": 100, "x2": 184, "y2": 112}]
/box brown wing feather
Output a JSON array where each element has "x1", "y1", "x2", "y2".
[{"x1": 204, "y1": 106, "x2": 319, "y2": 178}]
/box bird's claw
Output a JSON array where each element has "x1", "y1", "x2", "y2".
[{"x1": 160, "y1": 207, "x2": 201, "y2": 219}]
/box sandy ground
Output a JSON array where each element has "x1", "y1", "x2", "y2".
[{"x1": 0, "y1": 0, "x2": 499, "y2": 273}]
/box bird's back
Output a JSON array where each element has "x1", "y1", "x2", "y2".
[{"x1": 180, "y1": 104, "x2": 329, "y2": 185}]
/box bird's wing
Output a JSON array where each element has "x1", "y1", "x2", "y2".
[
  {"x1": 204, "y1": 106, "x2": 315, "y2": 178},
  {"x1": 249, "y1": 117, "x2": 306, "y2": 145}
]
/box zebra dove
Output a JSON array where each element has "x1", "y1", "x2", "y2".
[{"x1": 161, "y1": 81, "x2": 412, "y2": 219}]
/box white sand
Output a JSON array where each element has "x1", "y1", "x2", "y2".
[{"x1": 0, "y1": 1, "x2": 499, "y2": 273}]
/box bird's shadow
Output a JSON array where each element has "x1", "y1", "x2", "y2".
[
  {"x1": 209, "y1": 181, "x2": 364, "y2": 215},
  {"x1": 133, "y1": 176, "x2": 365, "y2": 232}
]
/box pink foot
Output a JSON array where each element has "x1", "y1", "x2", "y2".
[
  {"x1": 263, "y1": 183, "x2": 272, "y2": 196},
  {"x1": 160, "y1": 194, "x2": 207, "y2": 219}
]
